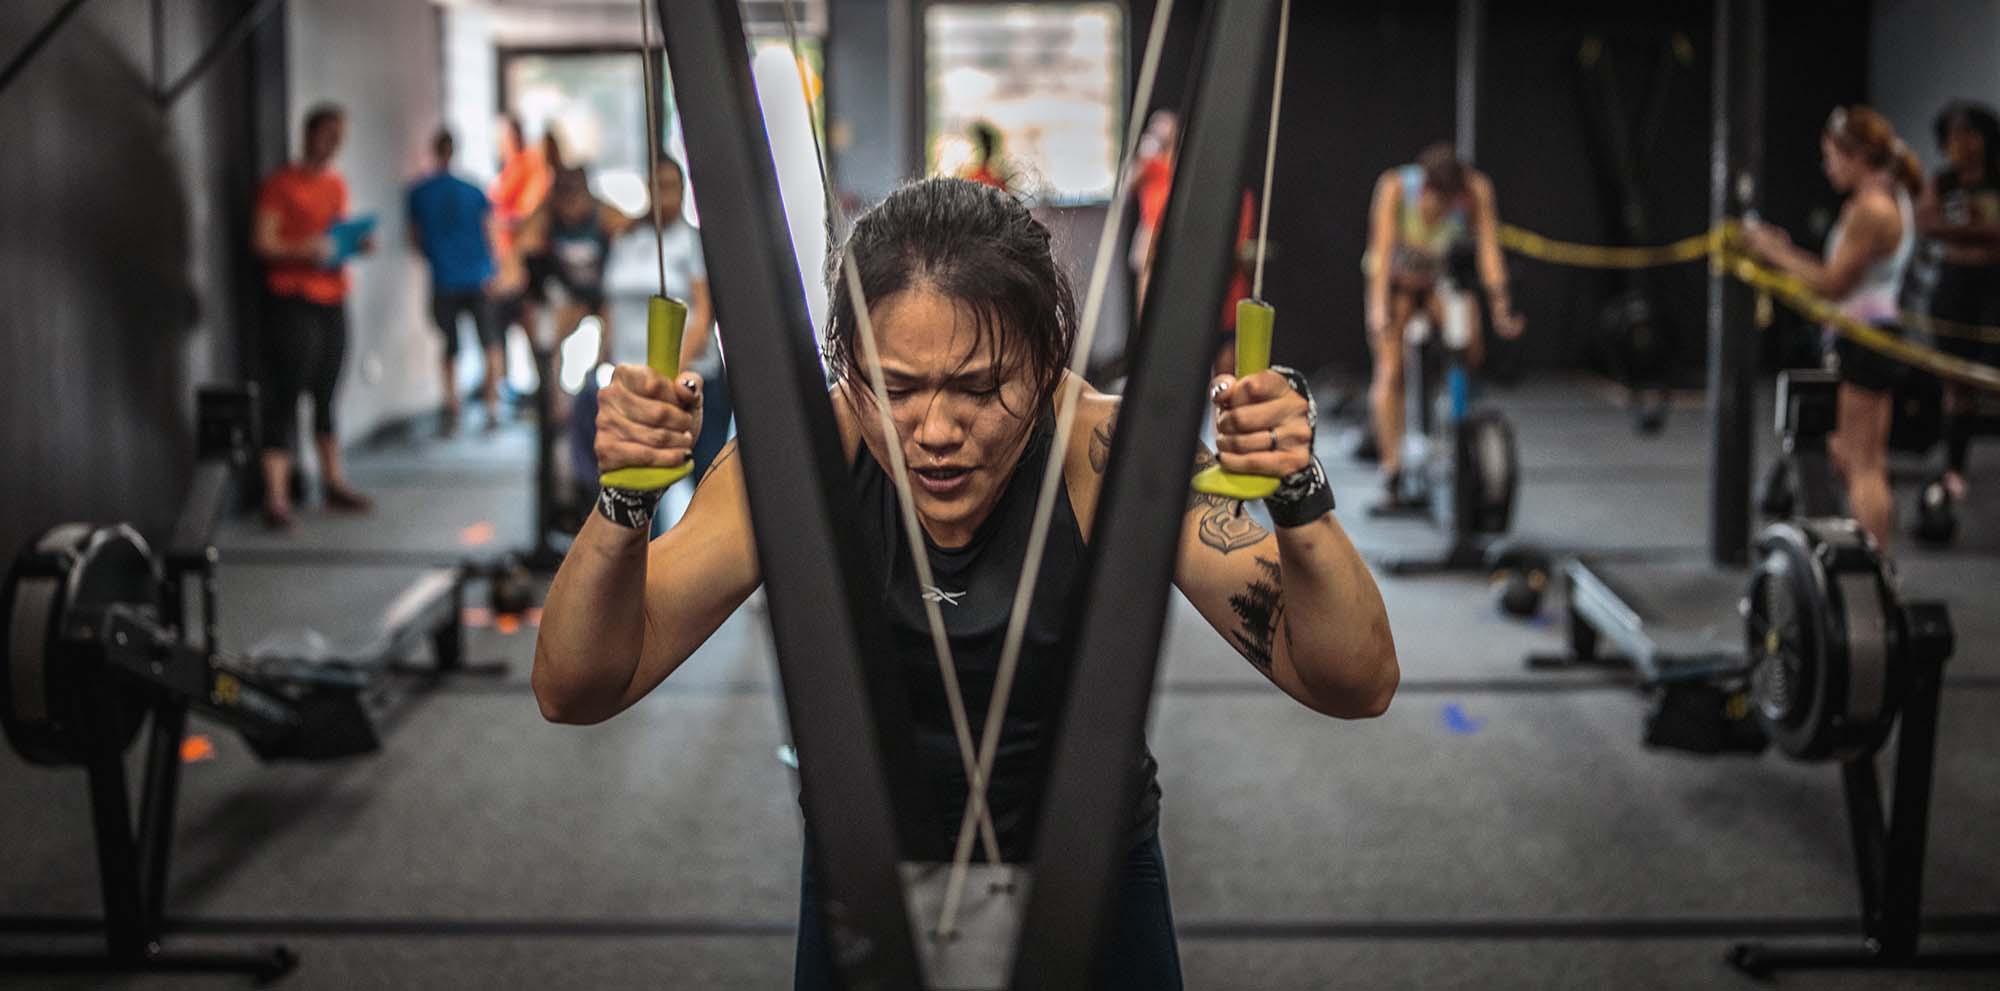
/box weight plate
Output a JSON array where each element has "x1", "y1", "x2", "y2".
[{"x1": 1, "y1": 525, "x2": 158, "y2": 766}]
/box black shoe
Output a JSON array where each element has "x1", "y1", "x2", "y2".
[
  {"x1": 1352, "y1": 433, "x2": 1380, "y2": 463},
  {"x1": 1367, "y1": 472, "x2": 1425, "y2": 517}
]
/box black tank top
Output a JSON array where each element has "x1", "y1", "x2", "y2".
[{"x1": 849, "y1": 416, "x2": 1162, "y2": 862}]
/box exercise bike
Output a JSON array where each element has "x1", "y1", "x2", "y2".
[
  {"x1": 1368, "y1": 283, "x2": 1544, "y2": 613},
  {"x1": 0, "y1": 386, "x2": 470, "y2": 982},
  {"x1": 1534, "y1": 369, "x2": 1991, "y2": 976}
]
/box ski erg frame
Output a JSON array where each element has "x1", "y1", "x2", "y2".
[{"x1": 656, "y1": 1, "x2": 1282, "y2": 987}]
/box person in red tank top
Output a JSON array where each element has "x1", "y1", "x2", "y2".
[
  {"x1": 489, "y1": 115, "x2": 553, "y2": 345},
  {"x1": 251, "y1": 103, "x2": 374, "y2": 529},
  {"x1": 1127, "y1": 111, "x2": 1256, "y2": 374}
]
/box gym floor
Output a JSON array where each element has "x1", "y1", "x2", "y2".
[{"x1": 3, "y1": 377, "x2": 1996, "y2": 990}]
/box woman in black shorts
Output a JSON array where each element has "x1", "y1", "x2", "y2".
[{"x1": 1744, "y1": 106, "x2": 1923, "y2": 549}]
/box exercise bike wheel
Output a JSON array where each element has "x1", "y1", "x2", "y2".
[
  {"x1": 2, "y1": 524, "x2": 159, "y2": 767},
  {"x1": 1742, "y1": 520, "x2": 1901, "y2": 762}
]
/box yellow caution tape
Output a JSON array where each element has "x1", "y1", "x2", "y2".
[
  {"x1": 1499, "y1": 224, "x2": 1719, "y2": 269},
  {"x1": 1497, "y1": 221, "x2": 2000, "y2": 390}
]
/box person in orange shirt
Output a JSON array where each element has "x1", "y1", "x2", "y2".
[
  {"x1": 251, "y1": 103, "x2": 374, "y2": 529},
  {"x1": 490, "y1": 116, "x2": 553, "y2": 347}
]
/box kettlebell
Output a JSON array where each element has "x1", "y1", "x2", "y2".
[{"x1": 1913, "y1": 478, "x2": 1958, "y2": 546}]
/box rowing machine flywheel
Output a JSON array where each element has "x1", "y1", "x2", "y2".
[
  {"x1": 2, "y1": 525, "x2": 159, "y2": 766},
  {"x1": 1743, "y1": 520, "x2": 1902, "y2": 761}
]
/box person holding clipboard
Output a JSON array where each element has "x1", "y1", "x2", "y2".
[{"x1": 252, "y1": 102, "x2": 376, "y2": 529}]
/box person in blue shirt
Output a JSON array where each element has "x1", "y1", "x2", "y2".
[{"x1": 408, "y1": 128, "x2": 501, "y2": 434}]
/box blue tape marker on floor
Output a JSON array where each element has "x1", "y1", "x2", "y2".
[{"x1": 1442, "y1": 702, "x2": 1485, "y2": 735}]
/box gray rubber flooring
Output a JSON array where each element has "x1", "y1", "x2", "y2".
[{"x1": 3, "y1": 379, "x2": 1998, "y2": 988}]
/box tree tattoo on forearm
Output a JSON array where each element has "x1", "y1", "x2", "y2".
[{"x1": 1228, "y1": 556, "x2": 1285, "y2": 672}]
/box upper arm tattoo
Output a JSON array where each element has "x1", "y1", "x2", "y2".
[
  {"x1": 1090, "y1": 410, "x2": 1117, "y2": 474},
  {"x1": 1227, "y1": 555, "x2": 1284, "y2": 672}
]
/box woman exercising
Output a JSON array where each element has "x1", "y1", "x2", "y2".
[
  {"x1": 532, "y1": 178, "x2": 1398, "y2": 989},
  {"x1": 1362, "y1": 143, "x2": 1524, "y2": 507},
  {"x1": 1743, "y1": 105, "x2": 1921, "y2": 550},
  {"x1": 1918, "y1": 101, "x2": 2000, "y2": 511}
]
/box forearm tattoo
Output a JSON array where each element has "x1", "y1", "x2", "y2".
[
  {"x1": 1094, "y1": 412, "x2": 1273, "y2": 554},
  {"x1": 1190, "y1": 449, "x2": 1268, "y2": 554},
  {"x1": 1227, "y1": 556, "x2": 1286, "y2": 673}
]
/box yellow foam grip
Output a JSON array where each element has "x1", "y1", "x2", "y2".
[
  {"x1": 599, "y1": 295, "x2": 695, "y2": 491},
  {"x1": 1191, "y1": 299, "x2": 1282, "y2": 501}
]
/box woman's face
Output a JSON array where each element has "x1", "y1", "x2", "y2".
[
  {"x1": 1822, "y1": 134, "x2": 1861, "y2": 192},
  {"x1": 498, "y1": 121, "x2": 523, "y2": 159},
  {"x1": 847, "y1": 287, "x2": 1041, "y2": 546},
  {"x1": 1945, "y1": 119, "x2": 1986, "y2": 176}
]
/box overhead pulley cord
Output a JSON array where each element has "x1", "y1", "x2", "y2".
[{"x1": 638, "y1": 0, "x2": 667, "y2": 294}]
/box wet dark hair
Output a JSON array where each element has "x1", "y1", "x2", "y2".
[
  {"x1": 826, "y1": 177, "x2": 1077, "y2": 418},
  {"x1": 301, "y1": 103, "x2": 344, "y2": 145},
  {"x1": 1932, "y1": 101, "x2": 2000, "y2": 179},
  {"x1": 1416, "y1": 142, "x2": 1467, "y2": 198}
]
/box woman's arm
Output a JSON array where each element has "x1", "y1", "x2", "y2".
[
  {"x1": 1469, "y1": 172, "x2": 1524, "y2": 337},
  {"x1": 515, "y1": 206, "x2": 550, "y2": 256},
  {"x1": 532, "y1": 371, "x2": 759, "y2": 725},
  {"x1": 1066, "y1": 379, "x2": 1398, "y2": 718},
  {"x1": 1745, "y1": 195, "x2": 1899, "y2": 299},
  {"x1": 681, "y1": 278, "x2": 715, "y2": 368},
  {"x1": 1365, "y1": 172, "x2": 1399, "y2": 335},
  {"x1": 252, "y1": 207, "x2": 329, "y2": 265}
]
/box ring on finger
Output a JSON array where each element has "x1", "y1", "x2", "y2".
[{"x1": 1268, "y1": 428, "x2": 1278, "y2": 451}]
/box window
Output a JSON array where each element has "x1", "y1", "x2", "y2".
[{"x1": 925, "y1": 3, "x2": 1125, "y2": 204}]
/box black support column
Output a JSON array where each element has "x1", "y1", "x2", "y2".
[
  {"x1": 1455, "y1": 0, "x2": 1484, "y2": 161},
  {"x1": 1707, "y1": 0, "x2": 1764, "y2": 566}
]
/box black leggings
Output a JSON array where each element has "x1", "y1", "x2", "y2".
[
  {"x1": 261, "y1": 296, "x2": 348, "y2": 452},
  {"x1": 793, "y1": 832, "x2": 1184, "y2": 990}
]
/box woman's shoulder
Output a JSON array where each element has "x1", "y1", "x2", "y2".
[{"x1": 1846, "y1": 187, "x2": 1904, "y2": 231}]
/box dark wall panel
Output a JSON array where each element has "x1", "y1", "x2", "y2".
[{"x1": 0, "y1": 0, "x2": 253, "y2": 559}]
